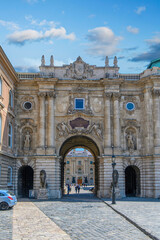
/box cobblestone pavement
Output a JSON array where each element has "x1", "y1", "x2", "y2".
[
  {"x1": 104, "y1": 198, "x2": 160, "y2": 240},
  {"x1": 12, "y1": 201, "x2": 72, "y2": 240},
  {"x1": 34, "y1": 193, "x2": 151, "y2": 240},
  {"x1": 0, "y1": 208, "x2": 13, "y2": 240}
]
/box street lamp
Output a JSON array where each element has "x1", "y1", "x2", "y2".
[{"x1": 112, "y1": 145, "x2": 116, "y2": 204}]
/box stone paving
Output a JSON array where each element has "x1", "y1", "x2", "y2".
[
  {"x1": 0, "y1": 207, "x2": 12, "y2": 240},
  {"x1": 34, "y1": 193, "x2": 151, "y2": 240},
  {"x1": 103, "y1": 198, "x2": 160, "y2": 240},
  {"x1": 1, "y1": 189, "x2": 159, "y2": 240},
  {"x1": 12, "y1": 201, "x2": 72, "y2": 240}
]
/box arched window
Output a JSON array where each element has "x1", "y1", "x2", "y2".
[
  {"x1": 90, "y1": 168, "x2": 93, "y2": 174},
  {"x1": 8, "y1": 123, "x2": 12, "y2": 148},
  {"x1": 7, "y1": 166, "x2": 12, "y2": 186},
  {"x1": 9, "y1": 90, "x2": 13, "y2": 108},
  {"x1": 0, "y1": 114, "x2": 1, "y2": 143},
  {"x1": 0, "y1": 77, "x2": 2, "y2": 96}
]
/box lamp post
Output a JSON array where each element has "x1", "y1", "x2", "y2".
[{"x1": 112, "y1": 145, "x2": 116, "y2": 204}]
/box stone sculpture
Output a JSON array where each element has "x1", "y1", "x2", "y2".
[
  {"x1": 24, "y1": 131, "x2": 31, "y2": 149},
  {"x1": 40, "y1": 170, "x2": 47, "y2": 188}
]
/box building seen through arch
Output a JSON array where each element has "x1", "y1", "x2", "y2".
[
  {"x1": 64, "y1": 148, "x2": 95, "y2": 186},
  {"x1": 1, "y1": 46, "x2": 160, "y2": 199}
]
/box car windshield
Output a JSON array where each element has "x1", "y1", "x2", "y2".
[{"x1": 7, "y1": 191, "x2": 15, "y2": 196}]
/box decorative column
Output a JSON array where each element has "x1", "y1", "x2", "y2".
[
  {"x1": 104, "y1": 93, "x2": 112, "y2": 153},
  {"x1": 144, "y1": 88, "x2": 153, "y2": 154},
  {"x1": 38, "y1": 92, "x2": 46, "y2": 151},
  {"x1": 113, "y1": 93, "x2": 120, "y2": 149},
  {"x1": 152, "y1": 89, "x2": 160, "y2": 198},
  {"x1": 153, "y1": 89, "x2": 160, "y2": 150},
  {"x1": 46, "y1": 91, "x2": 56, "y2": 154}
]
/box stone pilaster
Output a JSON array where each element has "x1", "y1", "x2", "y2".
[
  {"x1": 153, "y1": 89, "x2": 160, "y2": 152},
  {"x1": 46, "y1": 91, "x2": 56, "y2": 155},
  {"x1": 143, "y1": 88, "x2": 153, "y2": 154},
  {"x1": 104, "y1": 93, "x2": 112, "y2": 154},
  {"x1": 113, "y1": 93, "x2": 120, "y2": 149},
  {"x1": 37, "y1": 92, "x2": 46, "y2": 154}
]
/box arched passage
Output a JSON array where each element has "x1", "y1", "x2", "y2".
[
  {"x1": 59, "y1": 135, "x2": 100, "y2": 195},
  {"x1": 125, "y1": 165, "x2": 140, "y2": 197},
  {"x1": 18, "y1": 166, "x2": 34, "y2": 197}
]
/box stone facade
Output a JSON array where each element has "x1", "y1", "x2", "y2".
[{"x1": 1, "y1": 46, "x2": 160, "y2": 198}]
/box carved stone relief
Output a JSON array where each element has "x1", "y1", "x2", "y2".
[
  {"x1": 56, "y1": 118, "x2": 103, "y2": 139},
  {"x1": 64, "y1": 56, "x2": 95, "y2": 80},
  {"x1": 92, "y1": 98, "x2": 102, "y2": 113}
]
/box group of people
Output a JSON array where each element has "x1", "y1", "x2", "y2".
[
  {"x1": 66, "y1": 184, "x2": 80, "y2": 195},
  {"x1": 75, "y1": 184, "x2": 80, "y2": 194}
]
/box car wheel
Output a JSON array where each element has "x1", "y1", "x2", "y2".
[{"x1": 0, "y1": 202, "x2": 9, "y2": 210}]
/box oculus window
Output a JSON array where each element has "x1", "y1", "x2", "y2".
[
  {"x1": 126, "y1": 102, "x2": 135, "y2": 111},
  {"x1": 75, "y1": 98, "x2": 85, "y2": 110}
]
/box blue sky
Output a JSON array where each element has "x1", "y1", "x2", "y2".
[{"x1": 0, "y1": 0, "x2": 160, "y2": 73}]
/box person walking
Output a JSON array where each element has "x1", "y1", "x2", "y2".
[
  {"x1": 75, "y1": 184, "x2": 78, "y2": 193},
  {"x1": 78, "y1": 184, "x2": 80, "y2": 194}
]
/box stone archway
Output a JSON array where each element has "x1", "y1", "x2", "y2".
[
  {"x1": 18, "y1": 166, "x2": 34, "y2": 197},
  {"x1": 125, "y1": 165, "x2": 140, "y2": 197},
  {"x1": 59, "y1": 135, "x2": 100, "y2": 195}
]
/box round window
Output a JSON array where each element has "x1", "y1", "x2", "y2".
[
  {"x1": 126, "y1": 102, "x2": 135, "y2": 111},
  {"x1": 23, "y1": 101, "x2": 32, "y2": 110}
]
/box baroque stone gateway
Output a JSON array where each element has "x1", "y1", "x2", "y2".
[{"x1": 1, "y1": 45, "x2": 160, "y2": 198}]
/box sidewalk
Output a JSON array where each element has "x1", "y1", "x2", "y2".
[
  {"x1": 103, "y1": 198, "x2": 160, "y2": 240},
  {"x1": 12, "y1": 201, "x2": 72, "y2": 240}
]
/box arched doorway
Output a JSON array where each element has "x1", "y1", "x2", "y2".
[
  {"x1": 59, "y1": 135, "x2": 100, "y2": 195},
  {"x1": 18, "y1": 166, "x2": 33, "y2": 197},
  {"x1": 125, "y1": 165, "x2": 140, "y2": 197}
]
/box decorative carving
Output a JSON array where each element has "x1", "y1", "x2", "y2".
[
  {"x1": 41, "y1": 55, "x2": 45, "y2": 66},
  {"x1": 50, "y1": 55, "x2": 54, "y2": 66},
  {"x1": 24, "y1": 131, "x2": 31, "y2": 149},
  {"x1": 46, "y1": 91, "x2": 56, "y2": 98},
  {"x1": 114, "y1": 56, "x2": 118, "y2": 67},
  {"x1": 92, "y1": 98, "x2": 102, "y2": 113},
  {"x1": 152, "y1": 89, "x2": 160, "y2": 96},
  {"x1": 105, "y1": 56, "x2": 109, "y2": 67},
  {"x1": 105, "y1": 92, "x2": 112, "y2": 99},
  {"x1": 56, "y1": 120, "x2": 103, "y2": 139},
  {"x1": 64, "y1": 56, "x2": 95, "y2": 80},
  {"x1": 38, "y1": 92, "x2": 46, "y2": 98},
  {"x1": 89, "y1": 123, "x2": 103, "y2": 139},
  {"x1": 40, "y1": 170, "x2": 47, "y2": 188},
  {"x1": 56, "y1": 122, "x2": 70, "y2": 137},
  {"x1": 67, "y1": 95, "x2": 93, "y2": 115},
  {"x1": 126, "y1": 132, "x2": 136, "y2": 151},
  {"x1": 70, "y1": 117, "x2": 89, "y2": 129}
]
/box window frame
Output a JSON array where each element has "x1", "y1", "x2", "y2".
[
  {"x1": 74, "y1": 98, "x2": 85, "y2": 110},
  {"x1": 8, "y1": 123, "x2": 12, "y2": 148},
  {"x1": 9, "y1": 90, "x2": 13, "y2": 108},
  {"x1": 7, "y1": 166, "x2": 13, "y2": 186}
]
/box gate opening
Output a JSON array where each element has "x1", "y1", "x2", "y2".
[
  {"x1": 18, "y1": 166, "x2": 33, "y2": 198},
  {"x1": 64, "y1": 147, "x2": 95, "y2": 195},
  {"x1": 125, "y1": 165, "x2": 140, "y2": 197}
]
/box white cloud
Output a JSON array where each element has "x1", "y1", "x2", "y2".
[
  {"x1": 25, "y1": 16, "x2": 56, "y2": 28},
  {"x1": 0, "y1": 20, "x2": 19, "y2": 30},
  {"x1": 135, "y1": 6, "x2": 146, "y2": 14},
  {"x1": 7, "y1": 27, "x2": 76, "y2": 45},
  {"x1": 86, "y1": 27, "x2": 122, "y2": 56},
  {"x1": 26, "y1": 0, "x2": 38, "y2": 3},
  {"x1": 127, "y1": 26, "x2": 139, "y2": 34},
  {"x1": 88, "y1": 14, "x2": 96, "y2": 18}
]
